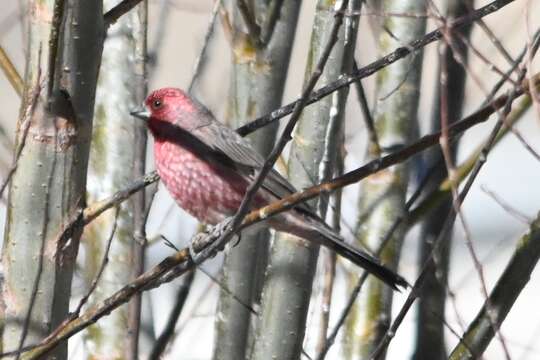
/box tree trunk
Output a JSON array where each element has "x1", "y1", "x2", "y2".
[
  {"x1": 414, "y1": 1, "x2": 472, "y2": 359},
  {"x1": 344, "y1": 1, "x2": 426, "y2": 358},
  {"x1": 213, "y1": 2, "x2": 302, "y2": 360},
  {"x1": 251, "y1": 1, "x2": 359, "y2": 358},
  {"x1": 1, "y1": 0, "x2": 104, "y2": 358},
  {"x1": 82, "y1": 2, "x2": 147, "y2": 359}
]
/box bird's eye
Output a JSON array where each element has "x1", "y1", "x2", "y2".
[{"x1": 152, "y1": 99, "x2": 162, "y2": 109}]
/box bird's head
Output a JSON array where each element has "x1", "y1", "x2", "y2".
[{"x1": 130, "y1": 87, "x2": 206, "y2": 134}]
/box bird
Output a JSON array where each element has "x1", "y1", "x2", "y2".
[{"x1": 131, "y1": 87, "x2": 407, "y2": 290}]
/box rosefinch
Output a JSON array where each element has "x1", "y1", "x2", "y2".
[{"x1": 131, "y1": 88, "x2": 407, "y2": 290}]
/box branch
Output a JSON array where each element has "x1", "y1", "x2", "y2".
[
  {"x1": 367, "y1": 56, "x2": 532, "y2": 360},
  {"x1": 236, "y1": 0, "x2": 263, "y2": 48},
  {"x1": 260, "y1": 0, "x2": 284, "y2": 45},
  {"x1": 9, "y1": 71, "x2": 538, "y2": 360},
  {"x1": 236, "y1": 0, "x2": 518, "y2": 136},
  {"x1": 148, "y1": 270, "x2": 195, "y2": 360},
  {"x1": 83, "y1": 171, "x2": 159, "y2": 225},
  {"x1": 187, "y1": 0, "x2": 223, "y2": 93},
  {"x1": 103, "y1": 0, "x2": 142, "y2": 28},
  {"x1": 221, "y1": 0, "x2": 350, "y2": 253},
  {"x1": 0, "y1": 45, "x2": 23, "y2": 96},
  {"x1": 448, "y1": 212, "x2": 540, "y2": 360}
]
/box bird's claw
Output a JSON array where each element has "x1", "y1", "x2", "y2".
[
  {"x1": 231, "y1": 233, "x2": 242, "y2": 248},
  {"x1": 189, "y1": 218, "x2": 235, "y2": 264}
]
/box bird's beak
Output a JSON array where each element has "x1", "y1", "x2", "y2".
[{"x1": 130, "y1": 106, "x2": 151, "y2": 121}]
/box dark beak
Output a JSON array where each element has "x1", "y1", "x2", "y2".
[{"x1": 130, "y1": 107, "x2": 151, "y2": 121}]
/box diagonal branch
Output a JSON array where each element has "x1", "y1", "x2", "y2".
[
  {"x1": 236, "y1": 0, "x2": 518, "y2": 136},
  {"x1": 6, "y1": 71, "x2": 539, "y2": 360},
  {"x1": 0, "y1": 45, "x2": 23, "y2": 96},
  {"x1": 448, "y1": 212, "x2": 540, "y2": 360},
  {"x1": 213, "y1": 0, "x2": 351, "y2": 260},
  {"x1": 104, "y1": 0, "x2": 142, "y2": 28},
  {"x1": 236, "y1": 0, "x2": 263, "y2": 48}
]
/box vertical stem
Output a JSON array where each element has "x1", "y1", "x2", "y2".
[
  {"x1": 213, "y1": 2, "x2": 302, "y2": 359},
  {"x1": 127, "y1": 3, "x2": 148, "y2": 359},
  {"x1": 251, "y1": 0, "x2": 358, "y2": 358},
  {"x1": 81, "y1": 1, "x2": 147, "y2": 359},
  {"x1": 1, "y1": 0, "x2": 104, "y2": 358},
  {"x1": 345, "y1": 1, "x2": 426, "y2": 359},
  {"x1": 414, "y1": 2, "x2": 472, "y2": 359}
]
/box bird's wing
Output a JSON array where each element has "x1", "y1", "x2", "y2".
[{"x1": 193, "y1": 121, "x2": 312, "y2": 212}]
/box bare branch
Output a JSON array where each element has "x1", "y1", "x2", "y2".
[
  {"x1": 0, "y1": 74, "x2": 41, "y2": 197},
  {"x1": 352, "y1": 59, "x2": 380, "y2": 156},
  {"x1": 148, "y1": 270, "x2": 195, "y2": 360},
  {"x1": 4, "y1": 71, "x2": 537, "y2": 359},
  {"x1": 368, "y1": 53, "x2": 532, "y2": 360},
  {"x1": 74, "y1": 207, "x2": 121, "y2": 316},
  {"x1": 237, "y1": 0, "x2": 519, "y2": 136},
  {"x1": 481, "y1": 186, "x2": 533, "y2": 224},
  {"x1": 104, "y1": 0, "x2": 142, "y2": 28},
  {"x1": 236, "y1": 0, "x2": 263, "y2": 48},
  {"x1": 0, "y1": 45, "x2": 23, "y2": 96},
  {"x1": 448, "y1": 213, "x2": 540, "y2": 360},
  {"x1": 187, "y1": 0, "x2": 223, "y2": 93}
]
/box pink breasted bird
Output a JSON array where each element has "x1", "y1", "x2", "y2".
[{"x1": 131, "y1": 88, "x2": 407, "y2": 290}]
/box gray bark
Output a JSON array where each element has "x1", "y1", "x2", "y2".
[
  {"x1": 251, "y1": 1, "x2": 359, "y2": 358},
  {"x1": 449, "y1": 212, "x2": 540, "y2": 360},
  {"x1": 213, "y1": 2, "x2": 302, "y2": 359},
  {"x1": 0, "y1": 0, "x2": 104, "y2": 358},
  {"x1": 344, "y1": 1, "x2": 426, "y2": 358},
  {"x1": 82, "y1": 1, "x2": 147, "y2": 358},
  {"x1": 414, "y1": 1, "x2": 472, "y2": 359}
]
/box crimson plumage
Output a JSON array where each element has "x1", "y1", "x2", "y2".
[{"x1": 132, "y1": 87, "x2": 407, "y2": 290}]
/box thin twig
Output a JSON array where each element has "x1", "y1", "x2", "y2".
[
  {"x1": 236, "y1": 0, "x2": 263, "y2": 47},
  {"x1": 236, "y1": 0, "x2": 519, "y2": 137},
  {"x1": 476, "y1": 18, "x2": 515, "y2": 67},
  {"x1": 315, "y1": 156, "x2": 343, "y2": 355},
  {"x1": 187, "y1": 0, "x2": 222, "y2": 93},
  {"x1": 148, "y1": 270, "x2": 195, "y2": 360},
  {"x1": 260, "y1": 0, "x2": 285, "y2": 45},
  {"x1": 315, "y1": 160, "x2": 440, "y2": 360},
  {"x1": 104, "y1": 0, "x2": 143, "y2": 28},
  {"x1": 83, "y1": 171, "x2": 160, "y2": 225},
  {"x1": 437, "y1": 8, "x2": 513, "y2": 357},
  {"x1": 352, "y1": 59, "x2": 380, "y2": 156},
  {"x1": 481, "y1": 185, "x2": 533, "y2": 224},
  {"x1": 73, "y1": 207, "x2": 121, "y2": 316},
  {"x1": 368, "y1": 58, "x2": 531, "y2": 360},
  {"x1": 0, "y1": 76, "x2": 41, "y2": 197},
  {"x1": 0, "y1": 45, "x2": 23, "y2": 96}
]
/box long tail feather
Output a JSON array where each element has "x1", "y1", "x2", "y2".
[
  {"x1": 313, "y1": 228, "x2": 408, "y2": 290},
  {"x1": 272, "y1": 214, "x2": 409, "y2": 290}
]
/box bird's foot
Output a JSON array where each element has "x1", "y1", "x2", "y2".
[{"x1": 189, "y1": 218, "x2": 235, "y2": 264}]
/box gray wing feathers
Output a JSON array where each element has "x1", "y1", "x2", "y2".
[{"x1": 193, "y1": 120, "x2": 310, "y2": 211}]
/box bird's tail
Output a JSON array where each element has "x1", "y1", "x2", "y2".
[{"x1": 272, "y1": 214, "x2": 409, "y2": 291}]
